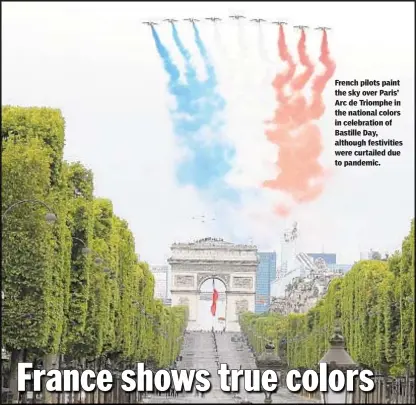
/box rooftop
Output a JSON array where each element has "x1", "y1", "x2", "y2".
[{"x1": 171, "y1": 237, "x2": 257, "y2": 250}]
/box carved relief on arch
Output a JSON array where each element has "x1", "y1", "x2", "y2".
[
  {"x1": 232, "y1": 276, "x2": 253, "y2": 289},
  {"x1": 174, "y1": 275, "x2": 195, "y2": 288}
]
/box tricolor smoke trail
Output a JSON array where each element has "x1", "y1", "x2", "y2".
[
  {"x1": 309, "y1": 30, "x2": 336, "y2": 120},
  {"x1": 150, "y1": 26, "x2": 181, "y2": 96},
  {"x1": 213, "y1": 23, "x2": 227, "y2": 61},
  {"x1": 291, "y1": 29, "x2": 315, "y2": 91},
  {"x1": 263, "y1": 26, "x2": 334, "y2": 216},
  {"x1": 170, "y1": 24, "x2": 198, "y2": 95},
  {"x1": 263, "y1": 24, "x2": 297, "y2": 216},
  {"x1": 257, "y1": 25, "x2": 267, "y2": 61},
  {"x1": 257, "y1": 25, "x2": 274, "y2": 87},
  {"x1": 264, "y1": 24, "x2": 295, "y2": 150},
  {"x1": 237, "y1": 19, "x2": 247, "y2": 59},
  {"x1": 191, "y1": 23, "x2": 226, "y2": 125},
  {"x1": 151, "y1": 25, "x2": 237, "y2": 201},
  {"x1": 284, "y1": 29, "x2": 316, "y2": 128},
  {"x1": 266, "y1": 25, "x2": 296, "y2": 126}
]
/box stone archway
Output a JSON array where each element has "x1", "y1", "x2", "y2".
[
  {"x1": 168, "y1": 237, "x2": 258, "y2": 332},
  {"x1": 197, "y1": 277, "x2": 227, "y2": 331},
  {"x1": 198, "y1": 274, "x2": 229, "y2": 291}
]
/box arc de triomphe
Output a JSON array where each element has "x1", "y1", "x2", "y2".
[{"x1": 168, "y1": 237, "x2": 258, "y2": 332}]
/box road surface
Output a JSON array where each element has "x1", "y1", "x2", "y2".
[{"x1": 146, "y1": 331, "x2": 318, "y2": 404}]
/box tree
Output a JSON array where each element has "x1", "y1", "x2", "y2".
[
  {"x1": 62, "y1": 162, "x2": 95, "y2": 359},
  {"x1": 2, "y1": 106, "x2": 65, "y2": 188},
  {"x1": 239, "y1": 220, "x2": 415, "y2": 376},
  {"x1": 2, "y1": 137, "x2": 69, "y2": 402},
  {"x1": 2, "y1": 105, "x2": 189, "y2": 403}
]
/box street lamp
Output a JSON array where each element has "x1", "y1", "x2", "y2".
[
  {"x1": 319, "y1": 326, "x2": 357, "y2": 404},
  {"x1": 45, "y1": 212, "x2": 57, "y2": 224},
  {"x1": 72, "y1": 237, "x2": 91, "y2": 255},
  {"x1": 70, "y1": 239, "x2": 107, "y2": 265},
  {"x1": 2, "y1": 199, "x2": 57, "y2": 224},
  {"x1": 255, "y1": 342, "x2": 282, "y2": 404},
  {"x1": 94, "y1": 257, "x2": 104, "y2": 265}
]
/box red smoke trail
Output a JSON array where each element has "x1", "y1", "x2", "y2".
[
  {"x1": 291, "y1": 29, "x2": 315, "y2": 91},
  {"x1": 266, "y1": 25, "x2": 297, "y2": 129},
  {"x1": 286, "y1": 29, "x2": 315, "y2": 128},
  {"x1": 264, "y1": 122, "x2": 326, "y2": 204},
  {"x1": 264, "y1": 25, "x2": 298, "y2": 217},
  {"x1": 309, "y1": 31, "x2": 336, "y2": 120},
  {"x1": 263, "y1": 28, "x2": 333, "y2": 215}
]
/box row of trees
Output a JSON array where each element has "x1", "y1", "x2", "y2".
[
  {"x1": 2, "y1": 106, "x2": 188, "y2": 402},
  {"x1": 240, "y1": 220, "x2": 414, "y2": 377}
]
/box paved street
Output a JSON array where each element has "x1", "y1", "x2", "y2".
[{"x1": 146, "y1": 331, "x2": 319, "y2": 404}]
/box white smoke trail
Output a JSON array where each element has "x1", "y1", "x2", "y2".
[
  {"x1": 257, "y1": 25, "x2": 274, "y2": 87},
  {"x1": 257, "y1": 25, "x2": 266, "y2": 60},
  {"x1": 213, "y1": 24, "x2": 227, "y2": 58},
  {"x1": 213, "y1": 25, "x2": 222, "y2": 49},
  {"x1": 237, "y1": 20, "x2": 247, "y2": 60}
]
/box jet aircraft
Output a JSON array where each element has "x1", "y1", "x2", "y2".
[
  {"x1": 294, "y1": 25, "x2": 309, "y2": 30},
  {"x1": 229, "y1": 15, "x2": 246, "y2": 20},
  {"x1": 205, "y1": 17, "x2": 222, "y2": 22},
  {"x1": 163, "y1": 19, "x2": 178, "y2": 24},
  {"x1": 315, "y1": 26, "x2": 331, "y2": 31},
  {"x1": 191, "y1": 215, "x2": 215, "y2": 223},
  {"x1": 272, "y1": 21, "x2": 288, "y2": 25},
  {"x1": 184, "y1": 18, "x2": 200, "y2": 23},
  {"x1": 251, "y1": 18, "x2": 267, "y2": 23},
  {"x1": 142, "y1": 21, "x2": 158, "y2": 26}
]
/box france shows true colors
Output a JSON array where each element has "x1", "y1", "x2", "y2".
[{"x1": 149, "y1": 21, "x2": 335, "y2": 215}]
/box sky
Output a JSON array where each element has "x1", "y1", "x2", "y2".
[{"x1": 2, "y1": 1, "x2": 415, "y2": 266}]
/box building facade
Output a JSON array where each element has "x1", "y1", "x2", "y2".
[
  {"x1": 269, "y1": 266, "x2": 344, "y2": 315},
  {"x1": 150, "y1": 265, "x2": 169, "y2": 300},
  {"x1": 327, "y1": 263, "x2": 353, "y2": 273},
  {"x1": 269, "y1": 251, "x2": 354, "y2": 315},
  {"x1": 255, "y1": 252, "x2": 276, "y2": 313},
  {"x1": 307, "y1": 253, "x2": 337, "y2": 265}
]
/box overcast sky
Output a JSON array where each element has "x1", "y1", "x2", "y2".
[{"x1": 2, "y1": 1, "x2": 414, "y2": 265}]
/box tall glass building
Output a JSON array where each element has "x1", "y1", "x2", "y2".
[{"x1": 255, "y1": 252, "x2": 277, "y2": 313}]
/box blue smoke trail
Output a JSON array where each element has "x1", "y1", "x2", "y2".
[
  {"x1": 187, "y1": 23, "x2": 238, "y2": 201},
  {"x1": 151, "y1": 25, "x2": 238, "y2": 202},
  {"x1": 151, "y1": 27, "x2": 194, "y2": 116},
  {"x1": 191, "y1": 23, "x2": 226, "y2": 131}
]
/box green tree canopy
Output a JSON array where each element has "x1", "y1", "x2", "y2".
[{"x1": 240, "y1": 220, "x2": 414, "y2": 376}]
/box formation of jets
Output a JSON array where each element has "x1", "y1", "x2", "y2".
[{"x1": 142, "y1": 18, "x2": 331, "y2": 31}]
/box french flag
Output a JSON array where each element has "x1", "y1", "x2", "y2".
[{"x1": 211, "y1": 279, "x2": 219, "y2": 317}]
